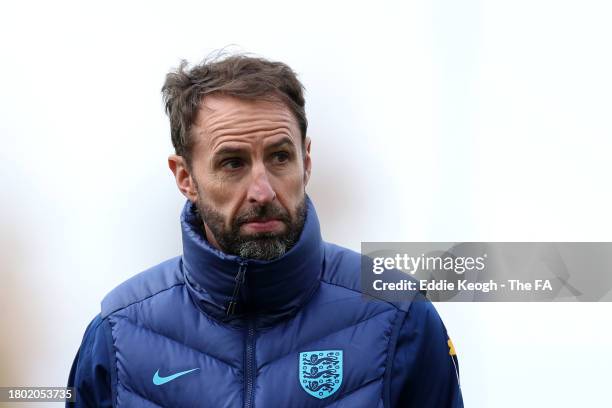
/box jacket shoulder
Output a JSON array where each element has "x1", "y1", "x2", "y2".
[
  {"x1": 321, "y1": 242, "x2": 418, "y2": 312},
  {"x1": 100, "y1": 256, "x2": 184, "y2": 318},
  {"x1": 321, "y1": 242, "x2": 362, "y2": 291}
]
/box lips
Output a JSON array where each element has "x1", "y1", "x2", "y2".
[{"x1": 241, "y1": 218, "x2": 284, "y2": 233}]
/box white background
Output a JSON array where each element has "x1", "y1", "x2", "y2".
[{"x1": 1, "y1": 1, "x2": 611, "y2": 406}]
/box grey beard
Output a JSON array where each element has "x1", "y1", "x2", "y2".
[
  {"x1": 236, "y1": 235, "x2": 293, "y2": 260},
  {"x1": 195, "y1": 198, "x2": 307, "y2": 261}
]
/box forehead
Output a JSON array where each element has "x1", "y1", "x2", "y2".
[{"x1": 193, "y1": 94, "x2": 300, "y2": 150}]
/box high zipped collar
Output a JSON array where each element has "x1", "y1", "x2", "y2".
[{"x1": 180, "y1": 195, "x2": 324, "y2": 325}]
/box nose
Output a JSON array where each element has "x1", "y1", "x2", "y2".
[{"x1": 246, "y1": 165, "x2": 276, "y2": 205}]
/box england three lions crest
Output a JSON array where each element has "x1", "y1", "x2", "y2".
[{"x1": 299, "y1": 350, "x2": 343, "y2": 399}]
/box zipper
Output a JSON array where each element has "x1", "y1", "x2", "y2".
[
  {"x1": 226, "y1": 260, "x2": 256, "y2": 407},
  {"x1": 227, "y1": 261, "x2": 248, "y2": 316},
  {"x1": 244, "y1": 322, "x2": 256, "y2": 408}
]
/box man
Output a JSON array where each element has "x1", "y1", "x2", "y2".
[{"x1": 67, "y1": 54, "x2": 463, "y2": 407}]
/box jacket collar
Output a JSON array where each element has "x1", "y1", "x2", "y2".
[{"x1": 180, "y1": 195, "x2": 323, "y2": 325}]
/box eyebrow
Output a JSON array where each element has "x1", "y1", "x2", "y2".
[
  {"x1": 265, "y1": 136, "x2": 296, "y2": 150},
  {"x1": 212, "y1": 136, "x2": 297, "y2": 158},
  {"x1": 213, "y1": 145, "x2": 247, "y2": 157}
]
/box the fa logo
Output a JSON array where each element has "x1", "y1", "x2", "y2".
[{"x1": 298, "y1": 350, "x2": 343, "y2": 399}]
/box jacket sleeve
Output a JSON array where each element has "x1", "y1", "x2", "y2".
[
  {"x1": 66, "y1": 314, "x2": 114, "y2": 408},
  {"x1": 388, "y1": 294, "x2": 464, "y2": 407}
]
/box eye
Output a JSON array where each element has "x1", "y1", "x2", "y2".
[
  {"x1": 221, "y1": 158, "x2": 244, "y2": 170},
  {"x1": 272, "y1": 151, "x2": 290, "y2": 164}
]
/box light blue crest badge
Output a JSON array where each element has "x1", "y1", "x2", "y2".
[{"x1": 299, "y1": 350, "x2": 343, "y2": 399}]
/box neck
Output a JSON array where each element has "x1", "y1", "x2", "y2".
[{"x1": 179, "y1": 195, "x2": 324, "y2": 326}]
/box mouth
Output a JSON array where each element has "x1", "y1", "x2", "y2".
[{"x1": 241, "y1": 218, "x2": 284, "y2": 234}]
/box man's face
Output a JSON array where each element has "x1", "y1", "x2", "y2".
[{"x1": 170, "y1": 94, "x2": 311, "y2": 260}]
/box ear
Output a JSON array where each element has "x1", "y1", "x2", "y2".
[
  {"x1": 168, "y1": 154, "x2": 198, "y2": 202},
  {"x1": 303, "y1": 136, "x2": 312, "y2": 187}
]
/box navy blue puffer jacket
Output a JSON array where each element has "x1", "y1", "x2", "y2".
[{"x1": 67, "y1": 197, "x2": 463, "y2": 407}]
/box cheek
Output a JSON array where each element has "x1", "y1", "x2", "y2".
[
  {"x1": 199, "y1": 164, "x2": 239, "y2": 200},
  {"x1": 274, "y1": 173, "x2": 306, "y2": 212},
  {"x1": 199, "y1": 178, "x2": 249, "y2": 221},
  {"x1": 273, "y1": 169, "x2": 304, "y2": 192}
]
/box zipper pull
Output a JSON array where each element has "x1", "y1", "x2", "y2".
[{"x1": 226, "y1": 261, "x2": 247, "y2": 316}]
